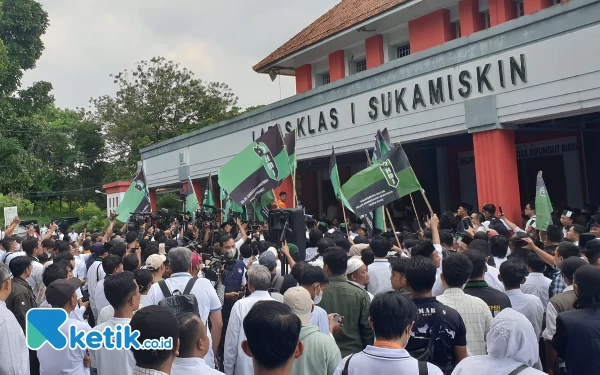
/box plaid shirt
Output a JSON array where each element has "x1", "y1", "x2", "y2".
[{"x1": 549, "y1": 272, "x2": 567, "y2": 299}]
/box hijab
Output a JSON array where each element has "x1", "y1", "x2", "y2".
[{"x1": 486, "y1": 308, "x2": 539, "y2": 366}]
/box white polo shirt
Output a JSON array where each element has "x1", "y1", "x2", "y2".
[
  {"x1": 37, "y1": 317, "x2": 91, "y2": 375},
  {"x1": 367, "y1": 259, "x2": 392, "y2": 295},
  {"x1": 89, "y1": 317, "x2": 136, "y2": 375},
  {"x1": 333, "y1": 346, "x2": 442, "y2": 375}
]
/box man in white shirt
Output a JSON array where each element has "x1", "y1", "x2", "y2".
[
  {"x1": 500, "y1": 260, "x2": 545, "y2": 338},
  {"x1": 0, "y1": 263, "x2": 29, "y2": 375},
  {"x1": 224, "y1": 265, "x2": 276, "y2": 375},
  {"x1": 367, "y1": 236, "x2": 393, "y2": 295},
  {"x1": 523, "y1": 202, "x2": 537, "y2": 233},
  {"x1": 87, "y1": 242, "x2": 109, "y2": 321},
  {"x1": 172, "y1": 313, "x2": 224, "y2": 375},
  {"x1": 37, "y1": 278, "x2": 91, "y2": 375},
  {"x1": 23, "y1": 237, "x2": 44, "y2": 297},
  {"x1": 94, "y1": 255, "x2": 123, "y2": 317},
  {"x1": 90, "y1": 272, "x2": 139, "y2": 375},
  {"x1": 436, "y1": 253, "x2": 492, "y2": 356},
  {"x1": 146, "y1": 247, "x2": 223, "y2": 365},
  {"x1": 69, "y1": 229, "x2": 79, "y2": 242},
  {"x1": 521, "y1": 253, "x2": 552, "y2": 309}
]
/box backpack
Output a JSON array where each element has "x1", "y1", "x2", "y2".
[
  {"x1": 341, "y1": 353, "x2": 428, "y2": 375},
  {"x1": 157, "y1": 278, "x2": 200, "y2": 317}
]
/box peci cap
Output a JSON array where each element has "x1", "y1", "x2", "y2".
[
  {"x1": 129, "y1": 305, "x2": 179, "y2": 359},
  {"x1": 559, "y1": 256, "x2": 587, "y2": 281},
  {"x1": 46, "y1": 278, "x2": 82, "y2": 307},
  {"x1": 460, "y1": 202, "x2": 474, "y2": 212},
  {"x1": 411, "y1": 240, "x2": 436, "y2": 258},
  {"x1": 146, "y1": 254, "x2": 166, "y2": 271},
  {"x1": 283, "y1": 286, "x2": 312, "y2": 325},
  {"x1": 91, "y1": 242, "x2": 106, "y2": 257},
  {"x1": 562, "y1": 210, "x2": 574, "y2": 218},
  {"x1": 346, "y1": 256, "x2": 365, "y2": 275},
  {"x1": 259, "y1": 251, "x2": 277, "y2": 271}
]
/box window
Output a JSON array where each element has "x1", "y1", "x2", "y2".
[
  {"x1": 396, "y1": 44, "x2": 411, "y2": 59},
  {"x1": 356, "y1": 59, "x2": 367, "y2": 73},
  {"x1": 453, "y1": 22, "x2": 461, "y2": 39},
  {"x1": 483, "y1": 11, "x2": 491, "y2": 29},
  {"x1": 516, "y1": 0, "x2": 524, "y2": 17},
  {"x1": 553, "y1": 0, "x2": 561, "y2": 4},
  {"x1": 116, "y1": 196, "x2": 119, "y2": 207},
  {"x1": 321, "y1": 73, "x2": 330, "y2": 85}
]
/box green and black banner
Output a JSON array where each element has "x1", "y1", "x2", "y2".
[
  {"x1": 253, "y1": 190, "x2": 275, "y2": 222},
  {"x1": 186, "y1": 176, "x2": 200, "y2": 216},
  {"x1": 218, "y1": 124, "x2": 290, "y2": 206},
  {"x1": 373, "y1": 127, "x2": 392, "y2": 160},
  {"x1": 221, "y1": 187, "x2": 244, "y2": 223},
  {"x1": 116, "y1": 168, "x2": 151, "y2": 222},
  {"x1": 342, "y1": 144, "x2": 421, "y2": 217},
  {"x1": 284, "y1": 129, "x2": 296, "y2": 174}
]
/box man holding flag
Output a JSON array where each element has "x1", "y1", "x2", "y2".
[{"x1": 116, "y1": 168, "x2": 152, "y2": 223}]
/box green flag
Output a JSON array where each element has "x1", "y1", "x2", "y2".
[
  {"x1": 221, "y1": 188, "x2": 231, "y2": 224},
  {"x1": 535, "y1": 171, "x2": 552, "y2": 231},
  {"x1": 202, "y1": 173, "x2": 215, "y2": 212},
  {"x1": 328, "y1": 146, "x2": 353, "y2": 212},
  {"x1": 343, "y1": 144, "x2": 421, "y2": 217},
  {"x1": 218, "y1": 124, "x2": 291, "y2": 206},
  {"x1": 116, "y1": 169, "x2": 151, "y2": 222},
  {"x1": 373, "y1": 128, "x2": 392, "y2": 161},
  {"x1": 185, "y1": 176, "x2": 200, "y2": 217},
  {"x1": 284, "y1": 129, "x2": 296, "y2": 174},
  {"x1": 253, "y1": 190, "x2": 275, "y2": 222}
]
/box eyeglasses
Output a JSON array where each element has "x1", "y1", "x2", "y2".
[{"x1": 0, "y1": 275, "x2": 11, "y2": 285}]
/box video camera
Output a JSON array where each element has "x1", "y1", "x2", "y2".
[{"x1": 201, "y1": 253, "x2": 236, "y2": 283}]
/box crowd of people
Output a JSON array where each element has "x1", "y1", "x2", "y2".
[{"x1": 0, "y1": 200, "x2": 599, "y2": 375}]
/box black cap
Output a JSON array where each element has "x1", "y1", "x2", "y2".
[
  {"x1": 460, "y1": 202, "x2": 474, "y2": 212},
  {"x1": 559, "y1": 257, "x2": 587, "y2": 281},
  {"x1": 411, "y1": 240, "x2": 435, "y2": 258},
  {"x1": 129, "y1": 305, "x2": 179, "y2": 361},
  {"x1": 46, "y1": 278, "x2": 82, "y2": 307}
]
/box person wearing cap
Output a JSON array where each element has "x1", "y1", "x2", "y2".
[
  {"x1": 499, "y1": 260, "x2": 544, "y2": 339},
  {"x1": 456, "y1": 203, "x2": 473, "y2": 234},
  {"x1": 0, "y1": 262, "x2": 29, "y2": 375},
  {"x1": 95, "y1": 254, "x2": 124, "y2": 325},
  {"x1": 172, "y1": 313, "x2": 224, "y2": 375},
  {"x1": 283, "y1": 287, "x2": 341, "y2": 375},
  {"x1": 37, "y1": 277, "x2": 92, "y2": 375},
  {"x1": 365, "y1": 235, "x2": 392, "y2": 296},
  {"x1": 259, "y1": 250, "x2": 283, "y2": 299},
  {"x1": 542, "y1": 256, "x2": 586, "y2": 375},
  {"x1": 334, "y1": 291, "x2": 443, "y2": 375},
  {"x1": 129, "y1": 305, "x2": 181, "y2": 375},
  {"x1": 317, "y1": 247, "x2": 373, "y2": 358},
  {"x1": 146, "y1": 253, "x2": 166, "y2": 282},
  {"x1": 241, "y1": 301, "x2": 303, "y2": 375},
  {"x1": 346, "y1": 256, "x2": 374, "y2": 301},
  {"x1": 436, "y1": 254, "x2": 492, "y2": 356},
  {"x1": 224, "y1": 265, "x2": 275, "y2": 375},
  {"x1": 560, "y1": 210, "x2": 575, "y2": 237},
  {"x1": 90, "y1": 272, "x2": 139, "y2": 375},
  {"x1": 88, "y1": 241, "x2": 110, "y2": 322},
  {"x1": 553, "y1": 265, "x2": 600, "y2": 374},
  {"x1": 146, "y1": 247, "x2": 223, "y2": 366},
  {"x1": 404, "y1": 256, "x2": 467, "y2": 372}
]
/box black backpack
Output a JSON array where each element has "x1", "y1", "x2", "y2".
[{"x1": 157, "y1": 278, "x2": 200, "y2": 317}]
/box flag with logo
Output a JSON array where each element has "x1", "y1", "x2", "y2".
[
  {"x1": 253, "y1": 190, "x2": 275, "y2": 222},
  {"x1": 329, "y1": 146, "x2": 353, "y2": 212},
  {"x1": 185, "y1": 177, "x2": 200, "y2": 217},
  {"x1": 116, "y1": 168, "x2": 151, "y2": 222},
  {"x1": 218, "y1": 124, "x2": 291, "y2": 206},
  {"x1": 221, "y1": 188, "x2": 244, "y2": 223},
  {"x1": 284, "y1": 129, "x2": 296, "y2": 174},
  {"x1": 373, "y1": 127, "x2": 392, "y2": 160},
  {"x1": 342, "y1": 144, "x2": 421, "y2": 217},
  {"x1": 535, "y1": 171, "x2": 552, "y2": 231}
]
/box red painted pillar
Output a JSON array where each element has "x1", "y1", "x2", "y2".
[
  {"x1": 488, "y1": 0, "x2": 517, "y2": 26},
  {"x1": 328, "y1": 50, "x2": 345, "y2": 82},
  {"x1": 365, "y1": 35, "x2": 384, "y2": 69},
  {"x1": 295, "y1": 64, "x2": 312, "y2": 94},
  {"x1": 192, "y1": 181, "x2": 203, "y2": 203},
  {"x1": 149, "y1": 188, "x2": 157, "y2": 212},
  {"x1": 408, "y1": 9, "x2": 455, "y2": 54},
  {"x1": 459, "y1": 0, "x2": 485, "y2": 36},
  {"x1": 275, "y1": 177, "x2": 295, "y2": 208},
  {"x1": 524, "y1": 0, "x2": 553, "y2": 14},
  {"x1": 473, "y1": 130, "x2": 521, "y2": 224},
  {"x1": 300, "y1": 172, "x2": 318, "y2": 215}
]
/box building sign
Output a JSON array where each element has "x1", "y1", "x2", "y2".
[{"x1": 253, "y1": 54, "x2": 527, "y2": 141}]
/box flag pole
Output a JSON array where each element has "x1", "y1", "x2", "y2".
[
  {"x1": 292, "y1": 129, "x2": 298, "y2": 207},
  {"x1": 420, "y1": 189, "x2": 435, "y2": 216},
  {"x1": 410, "y1": 193, "x2": 422, "y2": 229},
  {"x1": 385, "y1": 205, "x2": 402, "y2": 248},
  {"x1": 364, "y1": 149, "x2": 387, "y2": 232}
]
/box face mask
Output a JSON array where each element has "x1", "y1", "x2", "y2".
[
  {"x1": 313, "y1": 288, "x2": 323, "y2": 304},
  {"x1": 15, "y1": 244, "x2": 21, "y2": 251},
  {"x1": 226, "y1": 248, "x2": 236, "y2": 259}
]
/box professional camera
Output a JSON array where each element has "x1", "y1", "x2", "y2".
[{"x1": 202, "y1": 254, "x2": 236, "y2": 283}]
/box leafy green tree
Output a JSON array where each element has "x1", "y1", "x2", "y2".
[{"x1": 87, "y1": 57, "x2": 239, "y2": 180}]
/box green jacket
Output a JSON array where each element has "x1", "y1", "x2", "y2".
[
  {"x1": 317, "y1": 275, "x2": 374, "y2": 357},
  {"x1": 291, "y1": 323, "x2": 341, "y2": 375},
  {"x1": 6, "y1": 277, "x2": 38, "y2": 333}
]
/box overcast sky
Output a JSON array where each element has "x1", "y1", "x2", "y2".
[{"x1": 22, "y1": 0, "x2": 339, "y2": 111}]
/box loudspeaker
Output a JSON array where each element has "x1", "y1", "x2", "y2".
[{"x1": 267, "y1": 208, "x2": 306, "y2": 263}]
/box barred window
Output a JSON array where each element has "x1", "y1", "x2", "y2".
[
  {"x1": 516, "y1": 0, "x2": 524, "y2": 17},
  {"x1": 356, "y1": 60, "x2": 367, "y2": 73},
  {"x1": 396, "y1": 44, "x2": 411, "y2": 59},
  {"x1": 322, "y1": 73, "x2": 330, "y2": 85},
  {"x1": 484, "y1": 11, "x2": 491, "y2": 29}
]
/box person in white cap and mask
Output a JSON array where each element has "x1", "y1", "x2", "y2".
[
  {"x1": 284, "y1": 287, "x2": 341, "y2": 375},
  {"x1": 146, "y1": 253, "x2": 166, "y2": 282},
  {"x1": 451, "y1": 308, "x2": 544, "y2": 374},
  {"x1": 346, "y1": 256, "x2": 374, "y2": 301}
]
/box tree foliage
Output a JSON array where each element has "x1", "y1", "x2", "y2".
[{"x1": 87, "y1": 57, "x2": 239, "y2": 181}]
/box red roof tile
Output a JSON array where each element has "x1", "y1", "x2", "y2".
[{"x1": 253, "y1": 0, "x2": 409, "y2": 72}]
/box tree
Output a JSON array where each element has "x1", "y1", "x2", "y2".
[{"x1": 87, "y1": 57, "x2": 239, "y2": 181}]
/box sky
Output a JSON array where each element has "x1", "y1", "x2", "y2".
[{"x1": 22, "y1": 0, "x2": 340, "y2": 111}]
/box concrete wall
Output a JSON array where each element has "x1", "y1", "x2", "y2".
[{"x1": 141, "y1": 0, "x2": 600, "y2": 189}]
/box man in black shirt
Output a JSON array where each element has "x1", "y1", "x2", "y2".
[
  {"x1": 463, "y1": 250, "x2": 511, "y2": 317},
  {"x1": 404, "y1": 256, "x2": 467, "y2": 373}
]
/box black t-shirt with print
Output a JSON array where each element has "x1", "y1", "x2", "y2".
[
  {"x1": 464, "y1": 281, "x2": 512, "y2": 317},
  {"x1": 406, "y1": 297, "x2": 467, "y2": 372}
]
